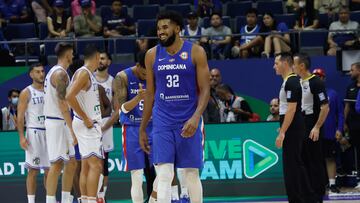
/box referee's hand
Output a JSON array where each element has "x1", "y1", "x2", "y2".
[{"x1": 275, "y1": 132, "x2": 285, "y2": 149}]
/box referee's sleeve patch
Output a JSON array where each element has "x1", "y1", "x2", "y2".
[
  {"x1": 319, "y1": 92, "x2": 326, "y2": 101},
  {"x1": 287, "y1": 91, "x2": 292, "y2": 99}
]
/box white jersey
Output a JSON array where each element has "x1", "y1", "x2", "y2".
[
  {"x1": 72, "y1": 66, "x2": 102, "y2": 122},
  {"x1": 25, "y1": 85, "x2": 45, "y2": 128},
  {"x1": 96, "y1": 74, "x2": 114, "y2": 102},
  {"x1": 44, "y1": 65, "x2": 70, "y2": 119}
]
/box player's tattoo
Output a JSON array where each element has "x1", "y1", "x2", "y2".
[
  {"x1": 56, "y1": 71, "x2": 69, "y2": 100},
  {"x1": 114, "y1": 74, "x2": 127, "y2": 106}
]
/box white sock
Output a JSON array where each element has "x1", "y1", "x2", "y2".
[
  {"x1": 27, "y1": 195, "x2": 35, "y2": 203},
  {"x1": 79, "y1": 196, "x2": 88, "y2": 203},
  {"x1": 88, "y1": 197, "x2": 97, "y2": 203},
  {"x1": 103, "y1": 186, "x2": 108, "y2": 196},
  {"x1": 46, "y1": 195, "x2": 56, "y2": 203},
  {"x1": 329, "y1": 178, "x2": 336, "y2": 185},
  {"x1": 131, "y1": 169, "x2": 144, "y2": 203},
  {"x1": 180, "y1": 188, "x2": 189, "y2": 198},
  {"x1": 157, "y1": 164, "x2": 174, "y2": 202},
  {"x1": 177, "y1": 168, "x2": 188, "y2": 198},
  {"x1": 97, "y1": 174, "x2": 104, "y2": 194},
  {"x1": 69, "y1": 195, "x2": 74, "y2": 203},
  {"x1": 98, "y1": 191, "x2": 105, "y2": 198},
  {"x1": 149, "y1": 196, "x2": 157, "y2": 203},
  {"x1": 171, "y1": 185, "x2": 179, "y2": 200},
  {"x1": 61, "y1": 191, "x2": 71, "y2": 203}
]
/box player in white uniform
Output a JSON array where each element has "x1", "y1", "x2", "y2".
[
  {"x1": 17, "y1": 63, "x2": 49, "y2": 203},
  {"x1": 66, "y1": 44, "x2": 103, "y2": 203},
  {"x1": 44, "y1": 42, "x2": 78, "y2": 203},
  {"x1": 95, "y1": 51, "x2": 118, "y2": 201}
]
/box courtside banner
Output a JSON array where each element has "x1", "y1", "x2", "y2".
[{"x1": 0, "y1": 122, "x2": 284, "y2": 201}]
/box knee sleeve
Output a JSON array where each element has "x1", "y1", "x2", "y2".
[
  {"x1": 157, "y1": 164, "x2": 174, "y2": 202},
  {"x1": 184, "y1": 168, "x2": 202, "y2": 203},
  {"x1": 131, "y1": 169, "x2": 144, "y2": 203}
]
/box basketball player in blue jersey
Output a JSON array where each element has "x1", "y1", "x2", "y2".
[
  {"x1": 139, "y1": 11, "x2": 210, "y2": 203},
  {"x1": 17, "y1": 63, "x2": 49, "y2": 203}
]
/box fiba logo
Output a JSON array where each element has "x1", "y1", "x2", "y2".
[
  {"x1": 159, "y1": 93, "x2": 165, "y2": 100},
  {"x1": 33, "y1": 157, "x2": 40, "y2": 165},
  {"x1": 130, "y1": 115, "x2": 135, "y2": 121}
]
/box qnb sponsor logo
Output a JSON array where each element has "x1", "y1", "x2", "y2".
[{"x1": 158, "y1": 64, "x2": 187, "y2": 71}]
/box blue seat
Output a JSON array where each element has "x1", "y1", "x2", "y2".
[
  {"x1": 300, "y1": 30, "x2": 328, "y2": 47},
  {"x1": 76, "y1": 37, "x2": 105, "y2": 55},
  {"x1": 4, "y1": 23, "x2": 36, "y2": 40},
  {"x1": 226, "y1": 1, "x2": 252, "y2": 18},
  {"x1": 350, "y1": 11, "x2": 360, "y2": 22},
  {"x1": 121, "y1": 0, "x2": 143, "y2": 7},
  {"x1": 164, "y1": 4, "x2": 191, "y2": 16},
  {"x1": 137, "y1": 19, "x2": 156, "y2": 37},
  {"x1": 235, "y1": 16, "x2": 247, "y2": 33},
  {"x1": 108, "y1": 38, "x2": 136, "y2": 54},
  {"x1": 133, "y1": 5, "x2": 160, "y2": 20},
  {"x1": 100, "y1": 5, "x2": 128, "y2": 19},
  {"x1": 257, "y1": 1, "x2": 284, "y2": 15},
  {"x1": 202, "y1": 16, "x2": 231, "y2": 29},
  {"x1": 38, "y1": 23, "x2": 48, "y2": 40},
  {"x1": 318, "y1": 13, "x2": 330, "y2": 28},
  {"x1": 148, "y1": 0, "x2": 173, "y2": 5},
  {"x1": 275, "y1": 14, "x2": 296, "y2": 29}
]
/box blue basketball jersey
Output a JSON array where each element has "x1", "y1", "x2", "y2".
[
  {"x1": 152, "y1": 40, "x2": 198, "y2": 129},
  {"x1": 119, "y1": 67, "x2": 146, "y2": 126}
]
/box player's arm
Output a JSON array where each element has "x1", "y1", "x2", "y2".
[
  {"x1": 356, "y1": 90, "x2": 360, "y2": 113},
  {"x1": 98, "y1": 85, "x2": 112, "y2": 118},
  {"x1": 53, "y1": 70, "x2": 76, "y2": 142},
  {"x1": 182, "y1": 45, "x2": 210, "y2": 137},
  {"x1": 114, "y1": 72, "x2": 128, "y2": 111},
  {"x1": 101, "y1": 80, "x2": 120, "y2": 132},
  {"x1": 139, "y1": 47, "x2": 156, "y2": 153},
  {"x1": 17, "y1": 88, "x2": 29, "y2": 150},
  {"x1": 65, "y1": 70, "x2": 93, "y2": 128}
]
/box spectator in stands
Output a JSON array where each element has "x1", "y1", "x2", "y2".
[
  {"x1": 294, "y1": 0, "x2": 320, "y2": 30},
  {"x1": 74, "y1": 0, "x2": 102, "y2": 37},
  {"x1": 71, "y1": 0, "x2": 96, "y2": 18},
  {"x1": 194, "y1": 0, "x2": 222, "y2": 18},
  {"x1": 327, "y1": 6, "x2": 360, "y2": 56},
  {"x1": 31, "y1": 0, "x2": 53, "y2": 23},
  {"x1": 103, "y1": 0, "x2": 135, "y2": 38},
  {"x1": 350, "y1": 0, "x2": 360, "y2": 11},
  {"x1": 47, "y1": 0, "x2": 72, "y2": 38},
  {"x1": 1, "y1": 88, "x2": 20, "y2": 131},
  {"x1": 200, "y1": 12, "x2": 232, "y2": 59},
  {"x1": 0, "y1": 0, "x2": 29, "y2": 23},
  {"x1": 231, "y1": 8, "x2": 262, "y2": 58},
  {"x1": 204, "y1": 68, "x2": 224, "y2": 123},
  {"x1": 180, "y1": 11, "x2": 205, "y2": 44},
  {"x1": 258, "y1": 12, "x2": 291, "y2": 58},
  {"x1": 315, "y1": 0, "x2": 347, "y2": 14},
  {"x1": 266, "y1": 98, "x2": 280, "y2": 121},
  {"x1": 216, "y1": 84, "x2": 253, "y2": 123},
  {"x1": 286, "y1": 0, "x2": 299, "y2": 13}
]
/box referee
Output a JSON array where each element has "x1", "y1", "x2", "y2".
[
  {"x1": 274, "y1": 53, "x2": 316, "y2": 203},
  {"x1": 293, "y1": 53, "x2": 330, "y2": 203}
]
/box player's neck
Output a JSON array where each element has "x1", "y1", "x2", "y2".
[
  {"x1": 299, "y1": 71, "x2": 311, "y2": 80},
  {"x1": 96, "y1": 69, "x2": 109, "y2": 80},
  {"x1": 84, "y1": 62, "x2": 96, "y2": 72},
  {"x1": 282, "y1": 69, "x2": 293, "y2": 79},
  {"x1": 57, "y1": 59, "x2": 69, "y2": 70},
  {"x1": 165, "y1": 38, "x2": 183, "y2": 55},
  {"x1": 31, "y1": 82, "x2": 43, "y2": 91}
]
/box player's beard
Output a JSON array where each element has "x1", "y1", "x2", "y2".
[
  {"x1": 98, "y1": 65, "x2": 108, "y2": 72},
  {"x1": 159, "y1": 32, "x2": 176, "y2": 47}
]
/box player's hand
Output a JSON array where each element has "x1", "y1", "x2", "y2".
[
  {"x1": 275, "y1": 132, "x2": 285, "y2": 149},
  {"x1": 84, "y1": 117, "x2": 94, "y2": 129},
  {"x1": 181, "y1": 115, "x2": 200, "y2": 138},
  {"x1": 138, "y1": 83, "x2": 146, "y2": 100},
  {"x1": 139, "y1": 129, "x2": 150, "y2": 154},
  {"x1": 335, "y1": 130, "x2": 342, "y2": 141},
  {"x1": 309, "y1": 127, "x2": 320, "y2": 141},
  {"x1": 19, "y1": 136, "x2": 29, "y2": 150}
]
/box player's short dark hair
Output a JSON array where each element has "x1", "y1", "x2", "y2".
[
  {"x1": 55, "y1": 42, "x2": 73, "y2": 57},
  {"x1": 8, "y1": 88, "x2": 20, "y2": 98},
  {"x1": 294, "y1": 53, "x2": 311, "y2": 69},
  {"x1": 210, "y1": 11, "x2": 222, "y2": 19},
  {"x1": 83, "y1": 44, "x2": 99, "y2": 60},
  {"x1": 276, "y1": 52, "x2": 293, "y2": 66},
  {"x1": 216, "y1": 84, "x2": 235, "y2": 95},
  {"x1": 29, "y1": 63, "x2": 43, "y2": 73},
  {"x1": 352, "y1": 62, "x2": 360, "y2": 69},
  {"x1": 246, "y1": 8, "x2": 258, "y2": 16},
  {"x1": 157, "y1": 10, "x2": 184, "y2": 30},
  {"x1": 99, "y1": 50, "x2": 112, "y2": 61},
  {"x1": 137, "y1": 51, "x2": 146, "y2": 69}
]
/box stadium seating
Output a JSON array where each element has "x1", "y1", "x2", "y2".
[
  {"x1": 137, "y1": 19, "x2": 157, "y2": 37},
  {"x1": 226, "y1": 1, "x2": 253, "y2": 18},
  {"x1": 133, "y1": 5, "x2": 160, "y2": 20},
  {"x1": 76, "y1": 37, "x2": 105, "y2": 55},
  {"x1": 274, "y1": 14, "x2": 296, "y2": 29},
  {"x1": 257, "y1": 0, "x2": 284, "y2": 15},
  {"x1": 164, "y1": 4, "x2": 191, "y2": 16}
]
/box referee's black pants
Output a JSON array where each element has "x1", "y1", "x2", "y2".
[
  {"x1": 303, "y1": 115, "x2": 328, "y2": 202},
  {"x1": 281, "y1": 116, "x2": 317, "y2": 203}
]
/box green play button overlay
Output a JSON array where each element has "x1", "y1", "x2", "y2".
[{"x1": 243, "y1": 139, "x2": 279, "y2": 179}]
